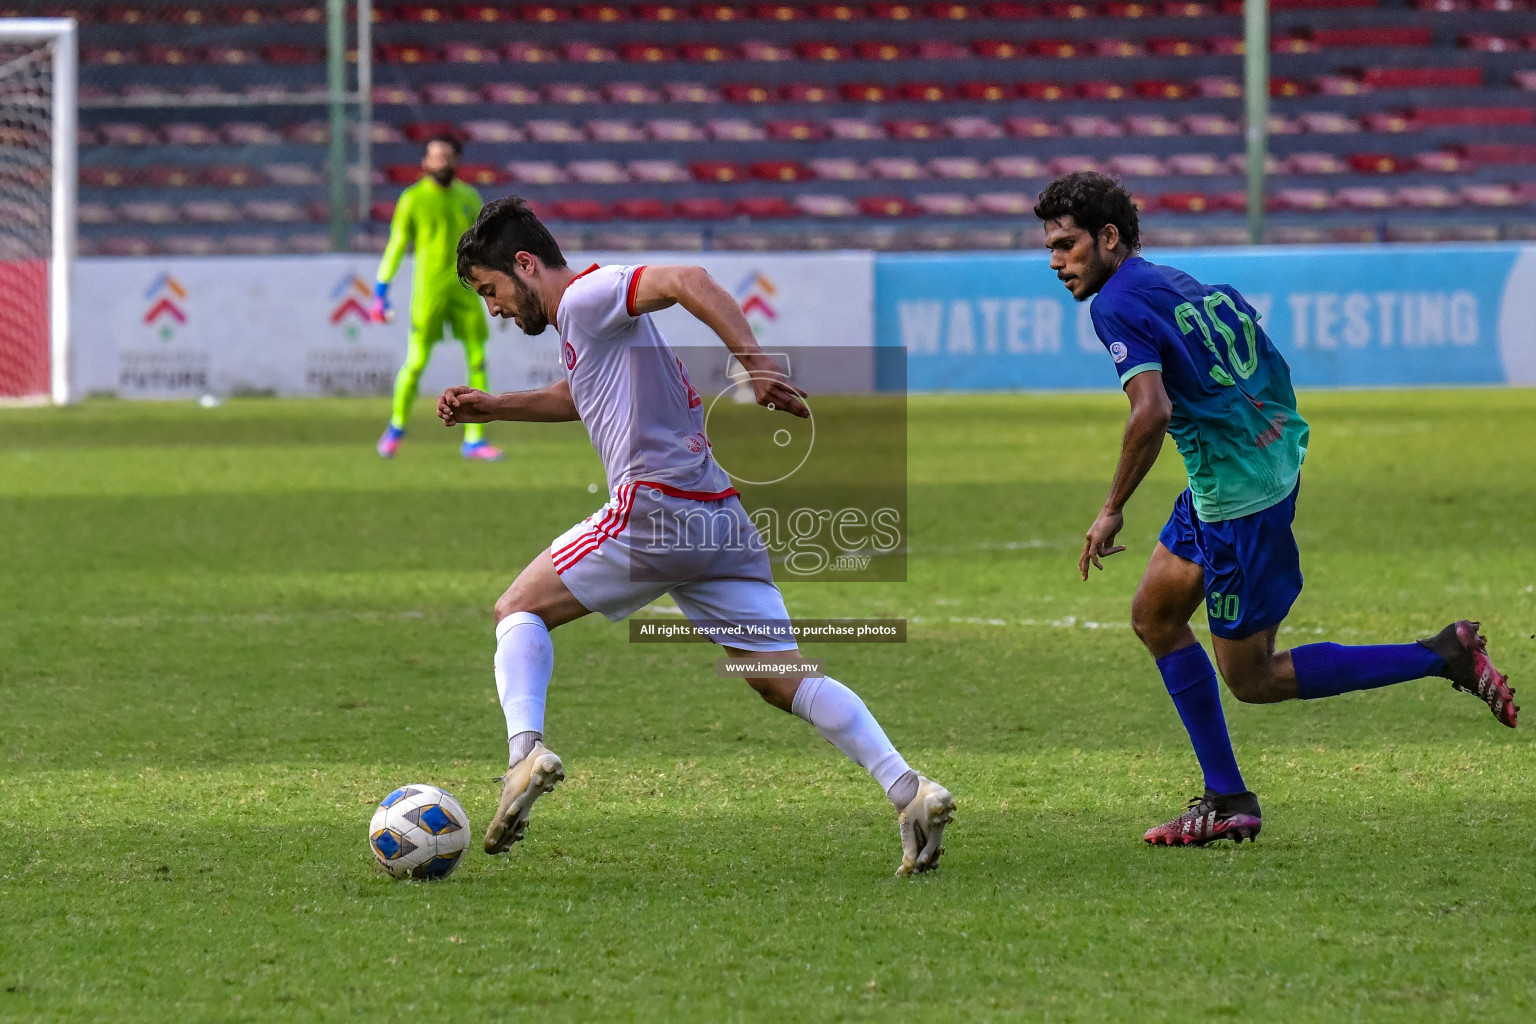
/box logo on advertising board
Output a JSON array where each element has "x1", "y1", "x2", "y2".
[
  {"x1": 121, "y1": 271, "x2": 207, "y2": 393},
  {"x1": 328, "y1": 275, "x2": 374, "y2": 339},
  {"x1": 142, "y1": 273, "x2": 187, "y2": 341},
  {"x1": 305, "y1": 272, "x2": 396, "y2": 395},
  {"x1": 734, "y1": 271, "x2": 778, "y2": 337}
]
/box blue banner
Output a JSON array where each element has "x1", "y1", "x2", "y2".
[{"x1": 877, "y1": 244, "x2": 1536, "y2": 391}]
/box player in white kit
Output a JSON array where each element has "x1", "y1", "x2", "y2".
[{"x1": 437, "y1": 197, "x2": 954, "y2": 876}]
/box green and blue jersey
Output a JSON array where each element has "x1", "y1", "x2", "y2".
[{"x1": 1090, "y1": 256, "x2": 1310, "y2": 523}]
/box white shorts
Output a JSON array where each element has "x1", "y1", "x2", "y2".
[{"x1": 549, "y1": 482, "x2": 798, "y2": 652}]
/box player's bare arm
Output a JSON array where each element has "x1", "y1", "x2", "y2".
[
  {"x1": 630, "y1": 265, "x2": 810, "y2": 419},
  {"x1": 438, "y1": 379, "x2": 580, "y2": 425},
  {"x1": 1080, "y1": 370, "x2": 1172, "y2": 580}
]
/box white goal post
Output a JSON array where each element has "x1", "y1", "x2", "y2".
[{"x1": 0, "y1": 18, "x2": 75, "y2": 405}]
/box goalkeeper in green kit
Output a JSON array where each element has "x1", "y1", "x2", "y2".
[{"x1": 372, "y1": 133, "x2": 503, "y2": 461}]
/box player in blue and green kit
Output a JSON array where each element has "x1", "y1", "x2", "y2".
[{"x1": 1035, "y1": 172, "x2": 1515, "y2": 845}]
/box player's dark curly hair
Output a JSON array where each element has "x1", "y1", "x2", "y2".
[
  {"x1": 457, "y1": 196, "x2": 568, "y2": 283},
  {"x1": 1033, "y1": 171, "x2": 1141, "y2": 252}
]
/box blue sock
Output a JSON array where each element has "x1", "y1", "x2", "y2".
[
  {"x1": 1292, "y1": 642, "x2": 1445, "y2": 700},
  {"x1": 1156, "y1": 643, "x2": 1246, "y2": 796}
]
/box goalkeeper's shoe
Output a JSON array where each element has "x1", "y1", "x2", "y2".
[
  {"x1": 1420, "y1": 620, "x2": 1517, "y2": 728},
  {"x1": 895, "y1": 775, "x2": 955, "y2": 877},
  {"x1": 1143, "y1": 789, "x2": 1261, "y2": 846},
  {"x1": 376, "y1": 424, "x2": 404, "y2": 459},
  {"x1": 461, "y1": 440, "x2": 505, "y2": 462},
  {"x1": 484, "y1": 741, "x2": 564, "y2": 855}
]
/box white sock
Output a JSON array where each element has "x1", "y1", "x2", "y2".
[
  {"x1": 494, "y1": 612, "x2": 553, "y2": 762},
  {"x1": 791, "y1": 676, "x2": 913, "y2": 804}
]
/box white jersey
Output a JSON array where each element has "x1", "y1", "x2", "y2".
[{"x1": 555, "y1": 263, "x2": 736, "y2": 500}]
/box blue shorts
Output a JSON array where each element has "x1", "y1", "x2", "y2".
[{"x1": 1158, "y1": 483, "x2": 1303, "y2": 640}]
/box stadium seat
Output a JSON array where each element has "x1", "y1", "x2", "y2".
[
  {"x1": 1284, "y1": 152, "x2": 1347, "y2": 174},
  {"x1": 545, "y1": 83, "x2": 605, "y2": 103},
  {"x1": 182, "y1": 200, "x2": 242, "y2": 223},
  {"x1": 1335, "y1": 186, "x2": 1395, "y2": 209},
  {"x1": 144, "y1": 165, "x2": 207, "y2": 187},
  {"x1": 1413, "y1": 150, "x2": 1469, "y2": 172},
  {"x1": 1032, "y1": 38, "x2": 1082, "y2": 58},
  {"x1": 675, "y1": 197, "x2": 734, "y2": 219},
  {"x1": 628, "y1": 159, "x2": 692, "y2": 182},
  {"x1": 222, "y1": 5, "x2": 269, "y2": 23},
  {"x1": 576, "y1": 3, "x2": 629, "y2": 19},
  {"x1": 96, "y1": 237, "x2": 159, "y2": 256},
  {"x1": 634, "y1": 2, "x2": 690, "y2": 18},
  {"x1": 811, "y1": 2, "x2": 865, "y2": 18},
  {"x1": 1270, "y1": 188, "x2": 1331, "y2": 211},
  {"x1": 738, "y1": 41, "x2": 794, "y2": 61},
  {"x1": 828, "y1": 118, "x2": 885, "y2": 139},
  {"x1": 1107, "y1": 154, "x2": 1165, "y2": 176},
  {"x1": 795, "y1": 41, "x2": 850, "y2": 61},
  {"x1": 503, "y1": 42, "x2": 560, "y2": 62},
  {"x1": 917, "y1": 40, "x2": 970, "y2": 59},
  {"x1": 898, "y1": 83, "x2": 953, "y2": 102},
  {"x1": 613, "y1": 199, "x2": 674, "y2": 220},
  {"x1": 1311, "y1": 27, "x2": 1431, "y2": 47},
  {"x1": 1135, "y1": 79, "x2": 1189, "y2": 100},
  {"x1": 368, "y1": 201, "x2": 398, "y2": 223},
  {"x1": 855, "y1": 41, "x2": 914, "y2": 60},
  {"x1": 766, "y1": 119, "x2": 830, "y2": 141},
  {"x1": 1005, "y1": 116, "x2": 1062, "y2": 138},
  {"x1": 1160, "y1": 152, "x2": 1220, "y2": 175},
  {"x1": 1396, "y1": 185, "x2": 1460, "y2": 208},
  {"x1": 621, "y1": 42, "x2": 677, "y2": 62},
  {"x1": 550, "y1": 200, "x2": 610, "y2": 221},
  {"x1": 527, "y1": 120, "x2": 588, "y2": 142},
  {"x1": 163, "y1": 235, "x2": 221, "y2": 256},
  {"x1": 646, "y1": 118, "x2": 707, "y2": 141},
  {"x1": 462, "y1": 120, "x2": 525, "y2": 143},
  {"x1": 396, "y1": 3, "x2": 453, "y2": 20},
  {"x1": 692, "y1": 160, "x2": 749, "y2": 182},
  {"x1": 1513, "y1": 71, "x2": 1536, "y2": 90},
  {"x1": 373, "y1": 85, "x2": 420, "y2": 105},
  {"x1": 264, "y1": 163, "x2": 324, "y2": 186},
  {"x1": 1460, "y1": 143, "x2": 1536, "y2": 164},
  {"x1": 1182, "y1": 114, "x2": 1240, "y2": 134},
  {"x1": 1412, "y1": 107, "x2": 1535, "y2": 127},
  {"x1": 223, "y1": 235, "x2": 284, "y2": 255},
  {"x1": 118, "y1": 201, "x2": 180, "y2": 224},
  {"x1": 384, "y1": 164, "x2": 422, "y2": 186},
  {"x1": 243, "y1": 200, "x2": 306, "y2": 223},
  {"x1": 1089, "y1": 38, "x2": 1145, "y2": 57},
  {"x1": 141, "y1": 44, "x2": 197, "y2": 65},
  {"x1": 562, "y1": 41, "x2": 619, "y2": 62},
  {"x1": 723, "y1": 83, "x2": 779, "y2": 103},
  {"x1": 1048, "y1": 155, "x2": 1100, "y2": 174},
  {"x1": 423, "y1": 83, "x2": 478, "y2": 104},
  {"x1": 589, "y1": 120, "x2": 648, "y2": 141},
  {"x1": 1156, "y1": 192, "x2": 1224, "y2": 213},
  {"x1": 706, "y1": 119, "x2": 766, "y2": 141},
  {"x1": 1359, "y1": 112, "x2": 1414, "y2": 132},
  {"x1": 1146, "y1": 36, "x2": 1202, "y2": 57},
  {"x1": 860, "y1": 196, "x2": 921, "y2": 217},
  {"x1": 753, "y1": 3, "x2": 805, "y2": 19},
  {"x1": 1270, "y1": 77, "x2": 1310, "y2": 98},
  {"x1": 809, "y1": 157, "x2": 869, "y2": 180},
  {"x1": 957, "y1": 81, "x2": 1012, "y2": 102},
  {"x1": 83, "y1": 47, "x2": 138, "y2": 65},
  {"x1": 1461, "y1": 183, "x2": 1521, "y2": 206},
  {"x1": 282, "y1": 121, "x2": 328, "y2": 145},
  {"x1": 403, "y1": 121, "x2": 460, "y2": 143},
  {"x1": 443, "y1": 43, "x2": 499, "y2": 63},
  {"x1": 80, "y1": 166, "x2": 136, "y2": 188},
  {"x1": 1193, "y1": 76, "x2": 1241, "y2": 99},
  {"x1": 975, "y1": 192, "x2": 1033, "y2": 215},
  {"x1": 483, "y1": 84, "x2": 542, "y2": 104},
  {"x1": 990, "y1": 155, "x2": 1050, "y2": 177},
  {"x1": 1064, "y1": 116, "x2": 1124, "y2": 137},
  {"x1": 945, "y1": 116, "x2": 1004, "y2": 139},
  {"x1": 913, "y1": 193, "x2": 977, "y2": 216},
  {"x1": 79, "y1": 202, "x2": 116, "y2": 224},
  {"x1": 796, "y1": 194, "x2": 858, "y2": 217},
  {"x1": 840, "y1": 83, "x2": 891, "y2": 102},
  {"x1": 98, "y1": 122, "x2": 157, "y2": 145},
  {"x1": 752, "y1": 160, "x2": 814, "y2": 182},
  {"x1": 736, "y1": 196, "x2": 798, "y2": 218},
  {"x1": 886, "y1": 120, "x2": 946, "y2": 140},
  {"x1": 1362, "y1": 67, "x2": 1482, "y2": 89},
  {"x1": 205, "y1": 46, "x2": 259, "y2": 65},
  {"x1": 664, "y1": 82, "x2": 721, "y2": 102},
  {"x1": 1124, "y1": 115, "x2": 1184, "y2": 136},
  {"x1": 1459, "y1": 33, "x2": 1519, "y2": 52},
  {"x1": 781, "y1": 83, "x2": 838, "y2": 102},
  {"x1": 519, "y1": 2, "x2": 571, "y2": 20},
  {"x1": 506, "y1": 161, "x2": 569, "y2": 183},
  {"x1": 605, "y1": 83, "x2": 663, "y2": 104},
  {"x1": 869, "y1": 157, "x2": 929, "y2": 179},
  {"x1": 1020, "y1": 81, "x2": 1074, "y2": 100},
  {"x1": 1347, "y1": 153, "x2": 1408, "y2": 174},
  {"x1": 459, "y1": 165, "x2": 510, "y2": 187},
  {"x1": 929, "y1": 157, "x2": 989, "y2": 179},
  {"x1": 376, "y1": 44, "x2": 440, "y2": 64}
]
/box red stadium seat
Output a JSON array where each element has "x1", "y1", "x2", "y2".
[
  {"x1": 855, "y1": 41, "x2": 914, "y2": 60},
  {"x1": 885, "y1": 119, "x2": 946, "y2": 140},
  {"x1": 917, "y1": 40, "x2": 970, "y2": 59},
  {"x1": 736, "y1": 196, "x2": 798, "y2": 218},
  {"x1": 796, "y1": 41, "x2": 851, "y2": 60},
  {"x1": 162, "y1": 123, "x2": 219, "y2": 146},
  {"x1": 1078, "y1": 81, "x2": 1129, "y2": 101},
  {"x1": 1160, "y1": 0, "x2": 1207, "y2": 15},
  {"x1": 1460, "y1": 34, "x2": 1521, "y2": 52},
  {"x1": 206, "y1": 165, "x2": 266, "y2": 187},
  {"x1": 766, "y1": 120, "x2": 830, "y2": 140},
  {"x1": 958, "y1": 81, "x2": 1012, "y2": 101},
  {"x1": 385, "y1": 164, "x2": 422, "y2": 186},
  {"x1": 990, "y1": 155, "x2": 1049, "y2": 177},
  {"x1": 458, "y1": 165, "x2": 511, "y2": 187},
  {"x1": 926, "y1": 2, "x2": 978, "y2": 17},
  {"x1": 98, "y1": 122, "x2": 157, "y2": 145},
  {"x1": 809, "y1": 158, "x2": 869, "y2": 180},
  {"x1": 699, "y1": 0, "x2": 746, "y2": 15},
  {"x1": 870, "y1": 2, "x2": 920, "y2": 16},
  {"x1": 82, "y1": 47, "x2": 138, "y2": 65},
  {"x1": 563, "y1": 41, "x2": 618, "y2": 62},
  {"x1": 675, "y1": 197, "x2": 734, "y2": 219},
  {"x1": 506, "y1": 161, "x2": 569, "y2": 183},
  {"x1": 646, "y1": 118, "x2": 707, "y2": 141},
  {"x1": 550, "y1": 200, "x2": 610, "y2": 221},
  {"x1": 665, "y1": 82, "x2": 720, "y2": 102},
  {"x1": 860, "y1": 196, "x2": 920, "y2": 217},
  {"x1": 985, "y1": 1, "x2": 1040, "y2": 14},
  {"x1": 810, "y1": 2, "x2": 866, "y2": 17},
  {"x1": 1157, "y1": 192, "x2": 1228, "y2": 213},
  {"x1": 205, "y1": 46, "x2": 259, "y2": 65},
  {"x1": 898, "y1": 83, "x2": 953, "y2": 102},
  {"x1": 1362, "y1": 67, "x2": 1482, "y2": 89},
  {"x1": 1041, "y1": 2, "x2": 1093, "y2": 16},
  {"x1": 840, "y1": 83, "x2": 891, "y2": 102},
  {"x1": 1135, "y1": 79, "x2": 1189, "y2": 100},
  {"x1": 133, "y1": 165, "x2": 199, "y2": 187},
  {"x1": 781, "y1": 82, "x2": 837, "y2": 102},
  {"x1": 753, "y1": 3, "x2": 805, "y2": 19},
  {"x1": 612, "y1": 198, "x2": 674, "y2": 220},
  {"x1": 692, "y1": 161, "x2": 749, "y2": 182},
  {"x1": 1004, "y1": 116, "x2": 1061, "y2": 138},
  {"x1": 373, "y1": 85, "x2": 420, "y2": 105},
  {"x1": 628, "y1": 159, "x2": 691, "y2": 182},
  {"x1": 1032, "y1": 38, "x2": 1081, "y2": 58},
  {"x1": 1146, "y1": 37, "x2": 1203, "y2": 57},
  {"x1": 706, "y1": 118, "x2": 767, "y2": 140},
  {"x1": 283, "y1": 5, "x2": 327, "y2": 25},
  {"x1": 972, "y1": 40, "x2": 1026, "y2": 59},
  {"x1": 634, "y1": 2, "x2": 691, "y2": 17},
  {"x1": 722, "y1": 83, "x2": 780, "y2": 103},
  {"x1": 1019, "y1": 81, "x2": 1073, "y2": 100},
  {"x1": 1205, "y1": 36, "x2": 1244, "y2": 55},
  {"x1": 751, "y1": 160, "x2": 814, "y2": 181},
  {"x1": 284, "y1": 121, "x2": 330, "y2": 145},
  {"x1": 1311, "y1": 28, "x2": 1430, "y2": 47},
  {"x1": 222, "y1": 5, "x2": 269, "y2": 24},
  {"x1": 518, "y1": 3, "x2": 571, "y2": 20},
  {"x1": 1460, "y1": 143, "x2": 1536, "y2": 163},
  {"x1": 482, "y1": 83, "x2": 541, "y2": 104},
  {"x1": 396, "y1": 4, "x2": 453, "y2": 22},
  {"x1": 403, "y1": 121, "x2": 459, "y2": 143},
  {"x1": 142, "y1": 44, "x2": 197, "y2": 65},
  {"x1": 1412, "y1": 107, "x2": 1535, "y2": 127},
  {"x1": 376, "y1": 44, "x2": 439, "y2": 64},
  {"x1": 680, "y1": 42, "x2": 739, "y2": 61},
  {"x1": 1088, "y1": 38, "x2": 1145, "y2": 57},
  {"x1": 459, "y1": 3, "x2": 515, "y2": 19},
  {"x1": 576, "y1": 3, "x2": 629, "y2": 18},
  {"x1": 1347, "y1": 153, "x2": 1408, "y2": 174},
  {"x1": 503, "y1": 42, "x2": 559, "y2": 62}
]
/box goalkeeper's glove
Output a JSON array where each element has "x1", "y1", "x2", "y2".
[{"x1": 368, "y1": 280, "x2": 393, "y2": 323}]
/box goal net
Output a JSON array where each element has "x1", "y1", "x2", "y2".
[{"x1": 0, "y1": 19, "x2": 74, "y2": 404}]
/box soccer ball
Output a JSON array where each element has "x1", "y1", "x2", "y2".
[{"x1": 368, "y1": 784, "x2": 472, "y2": 880}]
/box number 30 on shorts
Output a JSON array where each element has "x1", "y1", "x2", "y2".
[{"x1": 1208, "y1": 591, "x2": 1241, "y2": 622}]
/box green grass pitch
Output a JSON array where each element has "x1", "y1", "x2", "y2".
[{"x1": 1, "y1": 390, "x2": 1533, "y2": 1022}]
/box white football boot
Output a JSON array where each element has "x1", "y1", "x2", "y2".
[
  {"x1": 484, "y1": 741, "x2": 564, "y2": 855},
  {"x1": 895, "y1": 775, "x2": 955, "y2": 877}
]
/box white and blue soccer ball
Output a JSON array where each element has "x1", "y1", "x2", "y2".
[{"x1": 368, "y1": 784, "x2": 471, "y2": 880}]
